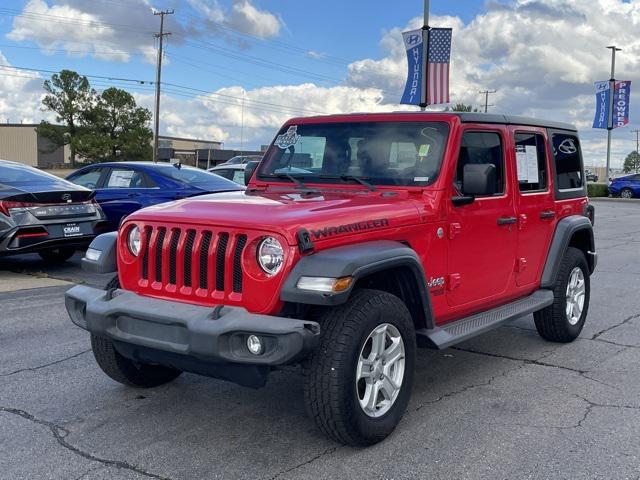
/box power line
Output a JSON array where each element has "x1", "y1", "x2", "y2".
[{"x1": 479, "y1": 89, "x2": 497, "y2": 113}]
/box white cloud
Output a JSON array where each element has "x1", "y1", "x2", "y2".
[
  {"x1": 0, "y1": 51, "x2": 47, "y2": 124},
  {"x1": 227, "y1": 0, "x2": 282, "y2": 39}
]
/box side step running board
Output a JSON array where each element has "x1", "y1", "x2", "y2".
[{"x1": 417, "y1": 290, "x2": 554, "y2": 350}]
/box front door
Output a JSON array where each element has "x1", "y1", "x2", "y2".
[
  {"x1": 446, "y1": 128, "x2": 518, "y2": 311},
  {"x1": 511, "y1": 128, "x2": 556, "y2": 287}
]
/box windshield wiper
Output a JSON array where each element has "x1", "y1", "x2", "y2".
[
  {"x1": 318, "y1": 174, "x2": 377, "y2": 192},
  {"x1": 269, "y1": 173, "x2": 308, "y2": 188}
]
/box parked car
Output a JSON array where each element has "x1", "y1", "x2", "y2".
[
  {"x1": 0, "y1": 159, "x2": 106, "y2": 262},
  {"x1": 608, "y1": 173, "x2": 640, "y2": 198},
  {"x1": 67, "y1": 162, "x2": 243, "y2": 231},
  {"x1": 218, "y1": 155, "x2": 262, "y2": 167},
  {"x1": 585, "y1": 169, "x2": 598, "y2": 182},
  {"x1": 67, "y1": 112, "x2": 596, "y2": 446},
  {"x1": 208, "y1": 161, "x2": 259, "y2": 185}
]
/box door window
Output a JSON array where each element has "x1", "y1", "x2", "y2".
[
  {"x1": 515, "y1": 133, "x2": 548, "y2": 192},
  {"x1": 70, "y1": 168, "x2": 102, "y2": 188},
  {"x1": 105, "y1": 169, "x2": 146, "y2": 188},
  {"x1": 455, "y1": 132, "x2": 505, "y2": 195},
  {"x1": 213, "y1": 169, "x2": 233, "y2": 180},
  {"x1": 552, "y1": 134, "x2": 583, "y2": 191}
]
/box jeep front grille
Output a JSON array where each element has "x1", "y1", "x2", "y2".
[{"x1": 139, "y1": 225, "x2": 249, "y2": 297}]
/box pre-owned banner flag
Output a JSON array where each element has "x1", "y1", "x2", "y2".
[{"x1": 400, "y1": 29, "x2": 424, "y2": 106}]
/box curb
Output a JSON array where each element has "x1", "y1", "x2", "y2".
[{"x1": 589, "y1": 197, "x2": 640, "y2": 203}]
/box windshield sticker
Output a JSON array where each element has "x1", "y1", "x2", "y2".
[
  {"x1": 275, "y1": 126, "x2": 300, "y2": 149},
  {"x1": 418, "y1": 144, "x2": 431, "y2": 157},
  {"x1": 413, "y1": 176, "x2": 429, "y2": 182}
]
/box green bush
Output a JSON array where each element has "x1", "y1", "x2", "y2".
[{"x1": 587, "y1": 183, "x2": 609, "y2": 198}]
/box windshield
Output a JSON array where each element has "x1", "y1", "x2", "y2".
[
  {"x1": 258, "y1": 121, "x2": 449, "y2": 187},
  {"x1": 158, "y1": 165, "x2": 240, "y2": 188}
]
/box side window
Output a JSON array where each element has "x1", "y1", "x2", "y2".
[
  {"x1": 515, "y1": 132, "x2": 548, "y2": 192},
  {"x1": 70, "y1": 168, "x2": 102, "y2": 188},
  {"x1": 213, "y1": 169, "x2": 233, "y2": 180},
  {"x1": 232, "y1": 170, "x2": 245, "y2": 184},
  {"x1": 105, "y1": 169, "x2": 145, "y2": 189},
  {"x1": 552, "y1": 134, "x2": 583, "y2": 191},
  {"x1": 456, "y1": 132, "x2": 505, "y2": 195}
]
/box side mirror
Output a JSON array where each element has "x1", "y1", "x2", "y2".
[
  {"x1": 462, "y1": 163, "x2": 496, "y2": 196},
  {"x1": 244, "y1": 161, "x2": 259, "y2": 185}
]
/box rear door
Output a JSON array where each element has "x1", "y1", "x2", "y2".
[
  {"x1": 98, "y1": 167, "x2": 157, "y2": 230},
  {"x1": 446, "y1": 127, "x2": 518, "y2": 311},
  {"x1": 510, "y1": 128, "x2": 556, "y2": 287}
]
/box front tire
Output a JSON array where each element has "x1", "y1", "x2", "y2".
[
  {"x1": 303, "y1": 289, "x2": 416, "y2": 446},
  {"x1": 38, "y1": 247, "x2": 75, "y2": 263},
  {"x1": 534, "y1": 247, "x2": 590, "y2": 342},
  {"x1": 91, "y1": 335, "x2": 182, "y2": 388}
]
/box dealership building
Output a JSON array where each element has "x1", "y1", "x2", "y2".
[{"x1": 0, "y1": 124, "x2": 246, "y2": 168}]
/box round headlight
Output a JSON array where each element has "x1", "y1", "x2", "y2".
[
  {"x1": 257, "y1": 237, "x2": 284, "y2": 275},
  {"x1": 127, "y1": 225, "x2": 141, "y2": 256}
]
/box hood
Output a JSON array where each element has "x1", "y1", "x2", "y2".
[{"x1": 127, "y1": 189, "x2": 433, "y2": 245}]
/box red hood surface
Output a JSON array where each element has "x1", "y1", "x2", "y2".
[{"x1": 127, "y1": 188, "x2": 433, "y2": 245}]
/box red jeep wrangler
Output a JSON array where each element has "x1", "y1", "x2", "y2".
[{"x1": 66, "y1": 112, "x2": 596, "y2": 446}]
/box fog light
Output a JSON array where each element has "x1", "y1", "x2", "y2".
[
  {"x1": 85, "y1": 248, "x2": 101, "y2": 261},
  {"x1": 247, "y1": 335, "x2": 264, "y2": 355}
]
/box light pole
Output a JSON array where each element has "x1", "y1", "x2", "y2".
[
  {"x1": 420, "y1": 0, "x2": 429, "y2": 111},
  {"x1": 632, "y1": 129, "x2": 640, "y2": 173},
  {"x1": 605, "y1": 45, "x2": 621, "y2": 181}
]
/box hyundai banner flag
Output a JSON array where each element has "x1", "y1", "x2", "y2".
[
  {"x1": 400, "y1": 29, "x2": 424, "y2": 106},
  {"x1": 593, "y1": 80, "x2": 632, "y2": 129}
]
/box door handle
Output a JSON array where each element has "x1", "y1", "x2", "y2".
[
  {"x1": 497, "y1": 216, "x2": 517, "y2": 226},
  {"x1": 127, "y1": 193, "x2": 141, "y2": 198},
  {"x1": 540, "y1": 210, "x2": 556, "y2": 220}
]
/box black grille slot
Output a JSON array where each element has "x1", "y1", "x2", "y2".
[
  {"x1": 232, "y1": 235, "x2": 247, "y2": 293},
  {"x1": 141, "y1": 226, "x2": 152, "y2": 280},
  {"x1": 199, "y1": 231, "x2": 213, "y2": 290},
  {"x1": 216, "y1": 233, "x2": 229, "y2": 291},
  {"x1": 183, "y1": 229, "x2": 196, "y2": 287},
  {"x1": 154, "y1": 227, "x2": 166, "y2": 282},
  {"x1": 168, "y1": 229, "x2": 180, "y2": 285}
]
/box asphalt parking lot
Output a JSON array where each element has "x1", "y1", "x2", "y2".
[{"x1": 1, "y1": 199, "x2": 639, "y2": 480}]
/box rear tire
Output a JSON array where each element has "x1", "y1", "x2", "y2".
[
  {"x1": 38, "y1": 247, "x2": 75, "y2": 263},
  {"x1": 534, "y1": 247, "x2": 590, "y2": 342},
  {"x1": 91, "y1": 334, "x2": 182, "y2": 388},
  {"x1": 621, "y1": 188, "x2": 634, "y2": 199},
  {"x1": 303, "y1": 289, "x2": 416, "y2": 446}
]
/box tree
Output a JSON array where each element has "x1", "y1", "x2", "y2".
[
  {"x1": 450, "y1": 103, "x2": 479, "y2": 112},
  {"x1": 623, "y1": 151, "x2": 640, "y2": 173},
  {"x1": 75, "y1": 88, "x2": 153, "y2": 163},
  {"x1": 37, "y1": 70, "x2": 96, "y2": 167}
]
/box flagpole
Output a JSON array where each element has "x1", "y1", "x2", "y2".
[
  {"x1": 420, "y1": 0, "x2": 429, "y2": 111},
  {"x1": 606, "y1": 45, "x2": 621, "y2": 181}
]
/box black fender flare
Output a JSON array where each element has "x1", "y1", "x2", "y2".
[
  {"x1": 280, "y1": 240, "x2": 434, "y2": 329},
  {"x1": 540, "y1": 215, "x2": 596, "y2": 288}
]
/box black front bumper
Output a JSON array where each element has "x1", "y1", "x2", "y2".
[{"x1": 65, "y1": 285, "x2": 321, "y2": 387}]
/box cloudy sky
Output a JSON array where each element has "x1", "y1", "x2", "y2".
[{"x1": 0, "y1": 0, "x2": 638, "y2": 167}]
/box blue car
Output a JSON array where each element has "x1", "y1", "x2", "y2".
[
  {"x1": 608, "y1": 174, "x2": 640, "y2": 199},
  {"x1": 67, "y1": 162, "x2": 243, "y2": 231}
]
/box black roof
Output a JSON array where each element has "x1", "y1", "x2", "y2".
[{"x1": 454, "y1": 113, "x2": 576, "y2": 132}]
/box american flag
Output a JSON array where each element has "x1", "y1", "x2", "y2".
[{"x1": 426, "y1": 28, "x2": 452, "y2": 105}]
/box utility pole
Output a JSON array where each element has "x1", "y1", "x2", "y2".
[
  {"x1": 420, "y1": 0, "x2": 429, "y2": 111},
  {"x1": 632, "y1": 129, "x2": 640, "y2": 173},
  {"x1": 152, "y1": 9, "x2": 174, "y2": 163},
  {"x1": 479, "y1": 89, "x2": 496, "y2": 113},
  {"x1": 605, "y1": 45, "x2": 621, "y2": 181}
]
